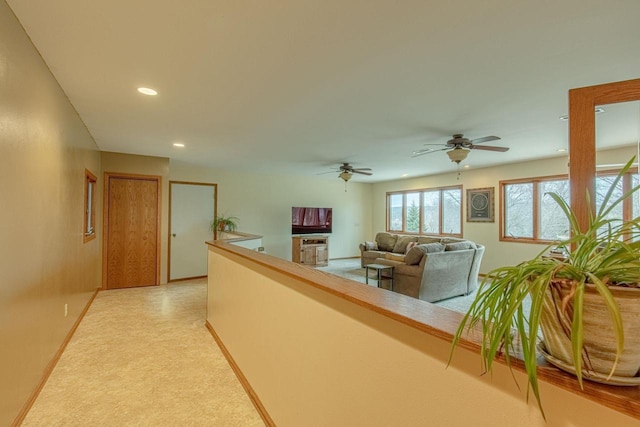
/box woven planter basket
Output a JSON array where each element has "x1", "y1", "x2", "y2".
[{"x1": 540, "y1": 280, "x2": 640, "y2": 379}]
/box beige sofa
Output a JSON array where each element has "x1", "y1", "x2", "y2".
[{"x1": 358, "y1": 232, "x2": 484, "y2": 303}]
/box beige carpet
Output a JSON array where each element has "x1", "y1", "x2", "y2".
[
  {"x1": 22, "y1": 279, "x2": 264, "y2": 427},
  {"x1": 317, "y1": 258, "x2": 481, "y2": 314}
]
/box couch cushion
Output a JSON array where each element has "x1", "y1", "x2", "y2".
[
  {"x1": 405, "y1": 242, "x2": 445, "y2": 265},
  {"x1": 392, "y1": 236, "x2": 418, "y2": 253},
  {"x1": 362, "y1": 250, "x2": 386, "y2": 260},
  {"x1": 405, "y1": 241, "x2": 417, "y2": 254},
  {"x1": 364, "y1": 241, "x2": 378, "y2": 251},
  {"x1": 385, "y1": 253, "x2": 406, "y2": 262},
  {"x1": 417, "y1": 236, "x2": 442, "y2": 245},
  {"x1": 375, "y1": 232, "x2": 398, "y2": 252},
  {"x1": 445, "y1": 241, "x2": 476, "y2": 251}
]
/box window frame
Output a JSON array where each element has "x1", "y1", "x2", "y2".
[
  {"x1": 500, "y1": 169, "x2": 637, "y2": 244},
  {"x1": 386, "y1": 185, "x2": 463, "y2": 237},
  {"x1": 84, "y1": 169, "x2": 97, "y2": 243}
]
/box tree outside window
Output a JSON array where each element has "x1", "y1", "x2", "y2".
[
  {"x1": 386, "y1": 186, "x2": 462, "y2": 236},
  {"x1": 405, "y1": 193, "x2": 420, "y2": 232}
]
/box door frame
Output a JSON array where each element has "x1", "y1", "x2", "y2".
[
  {"x1": 102, "y1": 172, "x2": 162, "y2": 289},
  {"x1": 167, "y1": 180, "x2": 218, "y2": 283}
]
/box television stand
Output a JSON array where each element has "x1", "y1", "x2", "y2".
[{"x1": 292, "y1": 236, "x2": 329, "y2": 267}]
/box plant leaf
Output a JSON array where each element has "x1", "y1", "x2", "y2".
[{"x1": 570, "y1": 282, "x2": 585, "y2": 389}]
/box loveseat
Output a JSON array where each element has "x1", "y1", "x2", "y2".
[{"x1": 358, "y1": 232, "x2": 484, "y2": 303}]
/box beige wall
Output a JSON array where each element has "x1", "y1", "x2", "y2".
[
  {"x1": 207, "y1": 246, "x2": 638, "y2": 426},
  {"x1": 0, "y1": 2, "x2": 102, "y2": 424},
  {"x1": 170, "y1": 159, "x2": 373, "y2": 260},
  {"x1": 372, "y1": 145, "x2": 638, "y2": 273},
  {"x1": 94, "y1": 156, "x2": 371, "y2": 285}
]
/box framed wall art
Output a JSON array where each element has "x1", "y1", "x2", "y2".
[{"x1": 467, "y1": 187, "x2": 494, "y2": 222}]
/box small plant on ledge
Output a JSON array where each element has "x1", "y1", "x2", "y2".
[
  {"x1": 210, "y1": 214, "x2": 239, "y2": 235},
  {"x1": 449, "y1": 157, "x2": 640, "y2": 417}
]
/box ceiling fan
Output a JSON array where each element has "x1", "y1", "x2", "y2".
[
  {"x1": 322, "y1": 162, "x2": 373, "y2": 182},
  {"x1": 412, "y1": 134, "x2": 509, "y2": 164}
]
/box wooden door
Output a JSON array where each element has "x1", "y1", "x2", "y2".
[
  {"x1": 302, "y1": 246, "x2": 316, "y2": 265},
  {"x1": 316, "y1": 246, "x2": 328, "y2": 265},
  {"x1": 104, "y1": 174, "x2": 160, "y2": 289}
]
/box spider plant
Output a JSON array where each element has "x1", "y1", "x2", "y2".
[
  {"x1": 210, "y1": 214, "x2": 239, "y2": 234},
  {"x1": 450, "y1": 157, "x2": 640, "y2": 415}
]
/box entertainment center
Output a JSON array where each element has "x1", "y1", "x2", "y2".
[{"x1": 292, "y1": 236, "x2": 329, "y2": 267}]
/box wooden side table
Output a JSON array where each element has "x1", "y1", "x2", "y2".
[{"x1": 364, "y1": 263, "x2": 394, "y2": 290}]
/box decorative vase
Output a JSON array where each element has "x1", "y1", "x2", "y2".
[{"x1": 540, "y1": 280, "x2": 640, "y2": 383}]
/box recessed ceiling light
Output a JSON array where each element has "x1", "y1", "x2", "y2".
[
  {"x1": 463, "y1": 165, "x2": 470, "y2": 169},
  {"x1": 559, "y1": 107, "x2": 605, "y2": 121},
  {"x1": 137, "y1": 87, "x2": 158, "y2": 96},
  {"x1": 557, "y1": 148, "x2": 567, "y2": 153},
  {"x1": 401, "y1": 173, "x2": 408, "y2": 177},
  {"x1": 173, "y1": 142, "x2": 185, "y2": 148}
]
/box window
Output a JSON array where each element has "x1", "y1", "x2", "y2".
[
  {"x1": 388, "y1": 193, "x2": 403, "y2": 231},
  {"x1": 386, "y1": 186, "x2": 462, "y2": 236},
  {"x1": 501, "y1": 170, "x2": 638, "y2": 243},
  {"x1": 84, "y1": 169, "x2": 97, "y2": 242},
  {"x1": 502, "y1": 175, "x2": 572, "y2": 243},
  {"x1": 539, "y1": 179, "x2": 570, "y2": 240}
]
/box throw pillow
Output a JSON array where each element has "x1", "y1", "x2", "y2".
[
  {"x1": 393, "y1": 235, "x2": 418, "y2": 253},
  {"x1": 385, "y1": 253, "x2": 406, "y2": 262},
  {"x1": 445, "y1": 241, "x2": 474, "y2": 251},
  {"x1": 404, "y1": 242, "x2": 445, "y2": 265},
  {"x1": 364, "y1": 241, "x2": 378, "y2": 251},
  {"x1": 375, "y1": 232, "x2": 398, "y2": 252},
  {"x1": 405, "y1": 241, "x2": 417, "y2": 254}
]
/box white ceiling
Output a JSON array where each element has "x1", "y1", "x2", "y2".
[{"x1": 7, "y1": 0, "x2": 640, "y2": 182}]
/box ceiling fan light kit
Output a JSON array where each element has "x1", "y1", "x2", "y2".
[
  {"x1": 447, "y1": 147, "x2": 470, "y2": 164},
  {"x1": 339, "y1": 171, "x2": 353, "y2": 182}
]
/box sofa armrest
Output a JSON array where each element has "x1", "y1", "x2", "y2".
[{"x1": 419, "y1": 250, "x2": 475, "y2": 302}]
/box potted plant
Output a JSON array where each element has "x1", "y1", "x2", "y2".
[
  {"x1": 450, "y1": 157, "x2": 640, "y2": 415},
  {"x1": 210, "y1": 214, "x2": 239, "y2": 235}
]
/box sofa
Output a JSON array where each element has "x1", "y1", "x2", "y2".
[{"x1": 358, "y1": 232, "x2": 484, "y2": 303}]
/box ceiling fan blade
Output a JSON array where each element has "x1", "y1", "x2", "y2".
[
  {"x1": 352, "y1": 167, "x2": 372, "y2": 172},
  {"x1": 471, "y1": 145, "x2": 509, "y2": 152},
  {"x1": 412, "y1": 147, "x2": 447, "y2": 157},
  {"x1": 351, "y1": 170, "x2": 373, "y2": 176},
  {"x1": 470, "y1": 136, "x2": 501, "y2": 145}
]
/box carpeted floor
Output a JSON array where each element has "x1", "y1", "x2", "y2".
[{"x1": 316, "y1": 258, "x2": 480, "y2": 314}]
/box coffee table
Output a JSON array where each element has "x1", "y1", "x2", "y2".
[{"x1": 364, "y1": 263, "x2": 394, "y2": 290}]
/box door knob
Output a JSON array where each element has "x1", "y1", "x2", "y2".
[{"x1": 172, "y1": 233, "x2": 176, "y2": 237}]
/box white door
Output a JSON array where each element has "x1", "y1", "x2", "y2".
[{"x1": 169, "y1": 182, "x2": 216, "y2": 281}]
